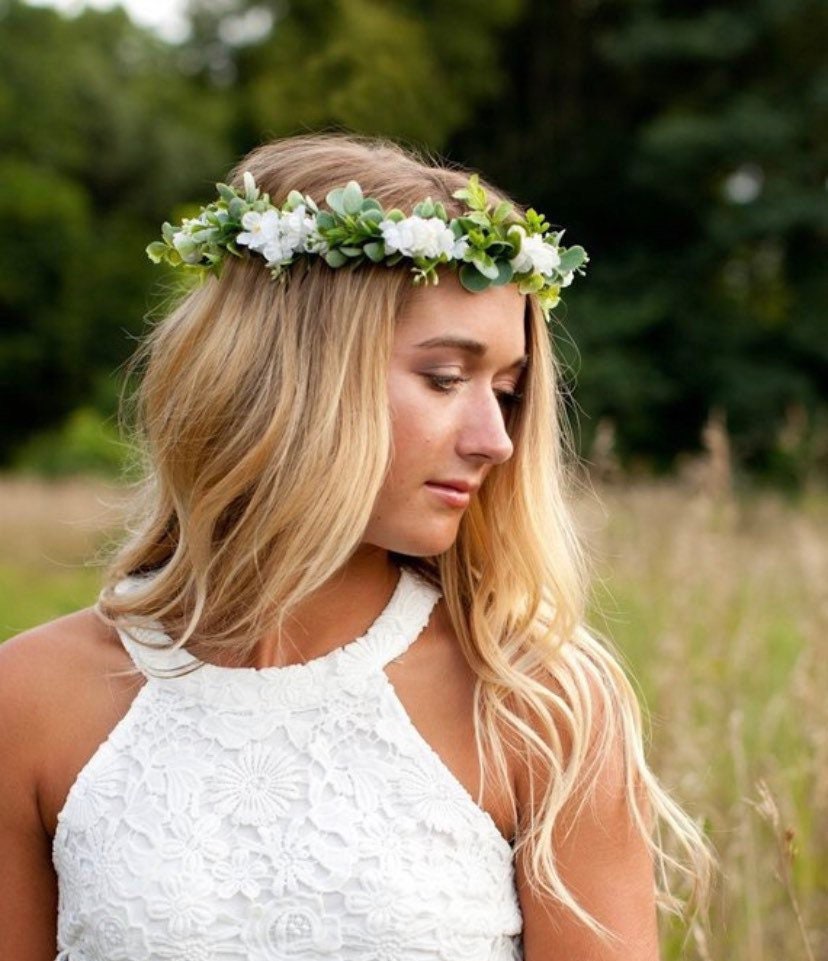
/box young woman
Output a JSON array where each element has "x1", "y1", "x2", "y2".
[{"x1": 0, "y1": 132, "x2": 711, "y2": 960}]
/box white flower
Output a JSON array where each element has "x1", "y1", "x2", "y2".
[
  {"x1": 509, "y1": 231, "x2": 561, "y2": 276},
  {"x1": 212, "y1": 846, "x2": 268, "y2": 899},
  {"x1": 238, "y1": 206, "x2": 316, "y2": 268},
  {"x1": 561, "y1": 269, "x2": 574, "y2": 287},
  {"x1": 236, "y1": 209, "x2": 281, "y2": 254},
  {"x1": 161, "y1": 812, "x2": 229, "y2": 872},
  {"x1": 279, "y1": 204, "x2": 316, "y2": 254},
  {"x1": 379, "y1": 216, "x2": 465, "y2": 260},
  {"x1": 147, "y1": 874, "x2": 216, "y2": 937},
  {"x1": 211, "y1": 742, "x2": 304, "y2": 825}
]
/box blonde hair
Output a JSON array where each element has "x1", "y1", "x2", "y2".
[{"x1": 97, "y1": 131, "x2": 712, "y2": 936}]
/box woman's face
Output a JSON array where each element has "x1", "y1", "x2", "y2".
[{"x1": 362, "y1": 273, "x2": 528, "y2": 557}]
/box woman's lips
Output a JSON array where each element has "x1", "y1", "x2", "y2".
[{"x1": 424, "y1": 482, "x2": 471, "y2": 508}]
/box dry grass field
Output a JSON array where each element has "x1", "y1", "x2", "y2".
[{"x1": 1, "y1": 474, "x2": 825, "y2": 959}]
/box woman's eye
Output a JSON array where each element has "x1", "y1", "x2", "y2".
[
  {"x1": 426, "y1": 373, "x2": 467, "y2": 393},
  {"x1": 425, "y1": 374, "x2": 523, "y2": 411},
  {"x1": 496, "y1": 390, "x2": 524, "y2": 411}
]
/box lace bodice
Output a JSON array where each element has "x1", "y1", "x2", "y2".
[{"x1": 52, "y1": 566, "x2": 524, "y2": 960}]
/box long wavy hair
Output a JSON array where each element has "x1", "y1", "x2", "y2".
[{"x1": 97, "y1": 131, "x2": 712, "y2": 936}]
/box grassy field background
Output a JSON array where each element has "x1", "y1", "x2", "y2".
[{"x1": 1, "y1": 474, "x2": 825, "y2": 959}]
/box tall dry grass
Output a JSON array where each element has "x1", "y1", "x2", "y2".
[
  {"x1": 1, "y1": 471, "x2": 825, "y2": 958},
  {"x1": 576, "y1": 475, "x2": 827, "y2": 960}
]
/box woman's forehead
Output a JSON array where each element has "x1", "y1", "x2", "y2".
[{"x1": 395, "y1": 274, "x2": 527, "y2": 348}]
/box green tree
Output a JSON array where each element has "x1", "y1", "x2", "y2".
[
  {"x1": 447, "y1": 0, "x2": 828, "y2": 475},
  {"x1": 0, "y1": 0, "x2": 233, "y2": 461}
]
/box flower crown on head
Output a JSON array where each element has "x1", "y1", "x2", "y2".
[{"x1": 147, "y1": 171, "x2": 588, "y2": 321}]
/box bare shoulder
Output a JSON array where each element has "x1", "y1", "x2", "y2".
[
  {"x1": 0, "y1": 606, "x2": 142, "y2": 837},
  {"x1": 0, "y1": 606, "x2": 132, "y2": 716}
]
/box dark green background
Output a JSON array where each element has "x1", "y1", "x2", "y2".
[{"x1": 2, "y1": 0, "x2": 826, "y2": 484}]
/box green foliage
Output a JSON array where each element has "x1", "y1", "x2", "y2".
[
  {"x1": 0, "y1": 0, "x2": 234, "y2": 463},
  {"x1": 1, "y1": 0, "x2": 826, "y2": 481},
  {"x1": 12, "y1": 407, "x2": 134, "y2": 479},
  {"x1": 447, "y1": 0, "x2": 828, "y2": 474}
]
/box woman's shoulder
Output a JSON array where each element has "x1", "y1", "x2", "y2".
[
  {"x1": 0, "y1": 607, "x2": 141, "y2": 837},
  {"x1": 0, "y1": 606, "x2": 130, "y2": 696}
]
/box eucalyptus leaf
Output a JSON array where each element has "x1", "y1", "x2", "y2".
[
  {"x1": 493, "y1": 261, "x2": 514, "y2": 286},
  {"x1": 326, "y1": 188, "x2": 346, "y2": 216},
  {"x1": 364, "y1": 241, "x2": 386, "y2": 262},
  {"x1": 342, "y1": 181, "x2": 364, "y2": 215},
  {"x1": 228, "y1": 197, "x2": 246, "y2": 220},
  {"x1": 459, "y1": 263, "x2": 493, "y2": 292},
  {"x1": 324, "y1": 249, "x2": 348, "y2": 268},
  {"x1": 557, "y1": 245, "x2": 588, "y2": 272}
]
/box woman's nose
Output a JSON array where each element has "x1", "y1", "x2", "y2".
[{"x1": 457, "y1": 393, "x2": 514, "y2": 465}]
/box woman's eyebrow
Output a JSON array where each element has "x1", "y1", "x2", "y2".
[{"x1": 415, "y1": 336, "x2": 529, "y2": 370}]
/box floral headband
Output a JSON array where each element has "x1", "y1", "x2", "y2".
[{"x1": 147, "y1": 171, "x2": 588, "y2": 320}]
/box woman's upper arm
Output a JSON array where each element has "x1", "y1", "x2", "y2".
[
  {"x1": 0, "y1": 630, "x2": 60, "y2": 961},
  {"x1": 514, "y1": 692, "x2": 660, "y2": 961}
]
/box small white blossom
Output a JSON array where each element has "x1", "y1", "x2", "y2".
[
  {"x1": 509, "y1": 231, "x2": 561, "y2": 277},
  {"x1": 277, "y1": 205, "x2": 316, "y2": 259},
  {"x1": 236, "y1": 210, "x2": 281, "y2": 254},
  {"x1": 561, "y1": 270, "x2": 574, "y2": 287},
  {"x1": 379, "y1": 216, "x2": 465, "y2": 260},
  {"x1": 238, "y1": 207, "x2": 316, "y2": 268}
]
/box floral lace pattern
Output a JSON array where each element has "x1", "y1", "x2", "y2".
[{"x1": 53, "y1": 567, "x2": 523, "y2": 960}]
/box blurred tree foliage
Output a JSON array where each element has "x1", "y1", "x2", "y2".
[
  {"x1": 1, "y1": 0, "x2": 826, "y2": 479},
  {"x1": 0, "y1": 0, "x2": 233, "y2": 459}
]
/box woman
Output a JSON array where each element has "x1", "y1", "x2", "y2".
[{"x1": 0, "y1": 132, "x2": 711, "y2": 960}]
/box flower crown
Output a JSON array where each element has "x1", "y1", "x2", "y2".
[{"x1": 147, "y1": 171, "x2": 588, "y2": 321}]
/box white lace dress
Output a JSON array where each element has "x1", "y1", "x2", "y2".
[{"x1": 52, "y1": 566, "x2": 524, "y2": 960}]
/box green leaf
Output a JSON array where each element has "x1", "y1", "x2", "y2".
[
  {"x1": 458, "y1": 263, "x2": 493, "y2": 292},
  {"x1": 364, "y1": 241, "x2": 386, "y2": 262},
  {"x1": 146, "y1": 241, "x2": 168, "y2": 263},
  {"x1": 413, "y1": 198, "x2": 435, "y2": 218},
  {"x1": 286, "y1": 190, "x2": 306, "y2": 210},
  {"x1": 470, "y1": 250, "x2": 500, "y2": 280},
  {"x1": 557, "y1": 245, "x2": 588, "y2": 272},
  {"x1": 316, "y1": 212, "x2": 336, "y2": 230},
  {"x1": 228, "y1": 197, "x2": 246, "y2": 220},
  {"x1": 493, "y1": 260, "x2": 514, "y2": 285},
  {"x1": 326, "y1": 188, "x2": 346, "y2": 216},
  {"x1": 506, "y1": 225, "x2": 524, "y2": 255},
  {"x1": 361, "y1": 197, "x2": 383, "y2": 213},
  {"x1": 492, "y1": 200, "x2": 513, "y2": 224},
  {"x1": 342, "y1": 181, "x2": 364, "y2": 215},
  {"x1": 339, "y1": 246, "x2": 363, "y2": 256},
  {"x1": 324, "y1": 249, "x2": 348, "y2": 268},
  {"x1": 517, "y1": 273, "x2": 545, "y2": 294},
  {"x1": 217, "y1": 183, "x2": 237, "y2": 203},
  {"x1": 360, "y1": 208, "x2": 384, "y2": 226}
]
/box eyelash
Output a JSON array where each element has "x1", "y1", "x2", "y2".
[{"x1": 425, "y1": 374, "x2": 524, "y2": 410}]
